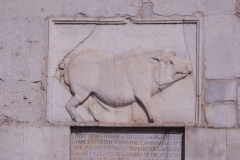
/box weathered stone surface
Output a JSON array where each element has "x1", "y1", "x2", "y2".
[
  {"x1": 185, "y1": 128, "x2": 226, "y2": 160},
  {"x1": 0, "y1": 0, "x2": 63, "y2": 18},
  {"x1": 204, "y1": 16, "x2": 240, "y2": 79},
  {"x1": 205, "y1": 81, "x2": 236, "y2": 103},
  {"x1": 227, "y1": 129, "x2": 240, "y2": 160},
  {"x1": 150, "y1": 0, "x2": 235, "y2": 16},
  {"x1": 64, "y1": 0, "x2": 142, "y2": 17},
  {"x1": 196, "y1": 0, "x2": 236, "y2": 15},
  {"x1": 237, "y1": 106, "x2": 240, "y2": 127},
  {"x1": 205, "y1": 104, "x2": 236, "y2": 128},
  {"x1": 0, "y1": 126, "x2": 23, "y2": 160},
  {"x1": 0, "y1": 81, "x2": 2, "y2": 125},
  {"x1": 238, "y1": 87, "x2": 240, "y2": 105},
  {"x1": 3, "y1": 81, "x2": 44, "y2": 122},
  {"x1": 24, "y1": 126, "x2": 70, "y2": 160},
  {"x1": 142, "y1": 2, "x2": 153, "y2": 19},
  {"x1": 0, "y1": 18, "x2": 47, "y2": 82},
  {"x1": 150, "y1": 0, "x2": 197, "y2": 16}
]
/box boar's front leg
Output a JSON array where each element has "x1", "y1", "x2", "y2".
[{"x1": 134, "y1": 80, "x2": 154, "y2": 123}]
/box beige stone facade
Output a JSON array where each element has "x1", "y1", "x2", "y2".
[{"x1": 0, "y1": 0, "x2": 240, "y2": 160}]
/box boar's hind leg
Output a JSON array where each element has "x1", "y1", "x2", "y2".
[
  {"x1": 66, "y1": 92, "x2": 90, "y2": 122},
  {"x1": 134, "y1": 83, "x2": 154, "y2": 123},
  {"x1": 66, "y1": 97, "x2": 77, "y2": 120}
]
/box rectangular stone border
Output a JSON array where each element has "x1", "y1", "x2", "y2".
[{"x1": 47, "y1": 17, "x2": 203, "y2": 127}]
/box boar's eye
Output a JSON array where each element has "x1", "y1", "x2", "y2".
[
  {"x1": 148, "y1": 57, "x2": 160, "y2": 64},
  {"x1": 163, "y1": 60, "x2": 173, "y2": 66}
]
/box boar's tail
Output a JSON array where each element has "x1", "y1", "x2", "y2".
[{"x1": 55, "y1": 58, "x2": 70, "y2": 86}]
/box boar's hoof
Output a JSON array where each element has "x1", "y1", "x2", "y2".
[
  {"x1": 149, "y1": 119, "x2": 154, "y2": 123},
  {"x1": 74, "y1": 116, "x2": 85, "y2": 122},
  {"x1": 152, "y1": 118, "x2": 163, "y2": 124}
]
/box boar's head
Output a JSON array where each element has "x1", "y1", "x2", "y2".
[{"x1": 148, "y1": 50, "x2": 191, "y2": 91}]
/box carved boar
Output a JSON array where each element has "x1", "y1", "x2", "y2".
[{"x1": 56, "y1": 49, "x2": 191, "y2": 123}]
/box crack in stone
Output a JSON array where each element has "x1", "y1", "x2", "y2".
[
  {"x1": 77, "y1": 12, "x2": 88, "y2": 17},
  {"x1": 183, "y1": 23, "x2": 190, "y2": 61},
  {"x1": 151, "y1": 132, "x2": 168, "y2": 151},
  {"x1": 204, "y1": 106, "x2": 208, "y2": 126},
  {"x1": 63, "y1": 25, "x2": 97, "y2": 60}
]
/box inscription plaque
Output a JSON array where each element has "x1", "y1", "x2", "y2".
[{"x1": 71, "y1": 127, "x2": 184, "y2": 160}]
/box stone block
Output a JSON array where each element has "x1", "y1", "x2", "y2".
[
  {"x1": 205, "y1": 104, "x2": 236, "y2": 128},
  {"x1": 185, "y1": 128, "x2": 226, "y2": 160},
  {"x1": 196, "y1": 0, "x2": 236, "y2": 15},
  {"x1": 0, "y1": 18, "x2": 47, "y2": 82},
  {"x1": 205, "y1": 81, "x2": 236, "y2": 104},
  {"x1": 150, "y1": 0, "x2": 235, "y2": 16},
  {"x1": 0, "y1": 0, "x2": 64, "y2": 18},
  {"x1": 204, "y1": 16, "x2": 240, "y2": 79},
  {"x1": 142, "y1": 2, "x2": 153, "y2": 19},
  {"x1": 64, "y1": 0, "x2": 142, "y2": 17},
  {"x1": 3, "y1": 81, "x2": 44, "y2": 122},
  {"x1": 23, "y1": 126, "x2": 70, "y2": 160},
  {"x1": 150, "y1": 0, "x2": 197, "y2": 16},
  {"x1": 237, "y1": 106, "x2": 240, "y2": 127},
  {"x1": 238, "y1": 87, "x2": 240, "y2": 105},
  {"x1": 0, "y1": 126, "x2": 23, "y2": 160},
  {"x1": 227, "y1": 129, "x2": 240, "y2": 160},
  {"x1": 0, "y1": 81, "x2": 2, "y2": 125}
]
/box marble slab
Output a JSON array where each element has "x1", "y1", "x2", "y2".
[
  {"x1": 71, "y1": 127, "x2": 184, "y2": 160},
  {"x1": 47, "y1": 18, "x2": 202, "y2": 126}
]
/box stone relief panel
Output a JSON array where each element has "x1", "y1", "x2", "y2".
[{"x1": 47, "y1": 18, "x2": 202, "y2": 126}]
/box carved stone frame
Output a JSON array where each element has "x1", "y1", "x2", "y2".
[{"x1": 47, "y1": 17, "x2": 203, "y2": 127}]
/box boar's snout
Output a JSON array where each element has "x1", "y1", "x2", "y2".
[
  {"x1": 174, "y1": 59, "x2": 191, "y2": 74},
  {"x1": 173, "y1": 63, "x2": 191, "y2": 81},
  {"x1": 180, "y1": 64, "x2": 191, "y2": 74}
]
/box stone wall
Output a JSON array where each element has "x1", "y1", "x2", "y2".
[{"x1": 0, "y1": 0, "x2": 240, "y2": 160}]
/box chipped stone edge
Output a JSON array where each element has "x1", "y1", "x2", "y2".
[{"x1": 47, "y1": 17, "x2": 203, "y2": 127}]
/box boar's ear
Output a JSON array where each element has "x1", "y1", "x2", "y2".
[
  {"x1": 148, "y1": 57, "x2": 160, "y2": 64},
  {"x1": 168, "y1": 51, "x2": 176, "y2": 57}
]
